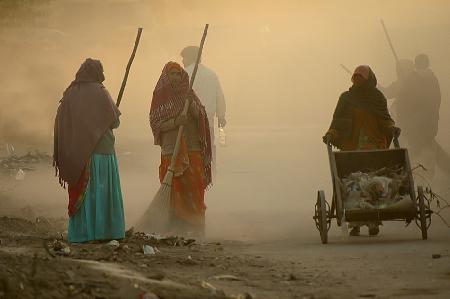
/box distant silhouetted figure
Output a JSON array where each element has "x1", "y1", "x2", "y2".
[
  {"x1": 380, "y1": 59, "x2": 415, "y2": 123},
  {"x1": 181, "y1": 46, "x2": 226, "y2": 174},
  {"x1": 383, "y1": 54, "x2": 441, "y2": 178}
]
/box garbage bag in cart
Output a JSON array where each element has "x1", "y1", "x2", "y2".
[{"x1": 313, "y1": 141, "x2": 432, "y2": 244}]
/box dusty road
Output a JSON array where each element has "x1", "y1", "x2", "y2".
[{"x1": 1, "y1": 125, "x2": 449, "y2": 298}]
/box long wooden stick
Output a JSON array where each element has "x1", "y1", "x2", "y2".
[
  {"x1": 340, "y1": 63, "x2": 352, "y2": 75},
  {"x1": 116, "y1": 27, "x2": 143, "y2": 107},
  {"x1": 380, "y1": 19, "x2": 399, "y2": 63},
  {"x1": 381, "y1": 19, "x2": 402, "y2": 148},
  {"x1": 168, "y1": 24, "x2": 209, "y2": 171}
]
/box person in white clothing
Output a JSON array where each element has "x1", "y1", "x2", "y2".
[{"x1": 181, "y1": 46, "x2": 227, "y2": 173}]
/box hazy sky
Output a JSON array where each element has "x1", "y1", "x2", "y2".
[{"x1": 1, "y1": 0, "x2": 449, "y2": 142}]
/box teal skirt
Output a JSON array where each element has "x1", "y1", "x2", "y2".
[{"x1": 68, "y1": 154, "x2": 125, "y2": 243}]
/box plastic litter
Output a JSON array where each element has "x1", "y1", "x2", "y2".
[
  {"x1": 106, "y1": 240, "x2": 120, "y2": 248},
  {"x1": 143, "y1": 245, "x2": 159, "y2": 255},
  {"x1": 15, "y1": 169, "x2": 25, "y2": 181},
  {"x1": 341, "y1": 166, "x2": 409, "y2": 210},
  {"x1": 61, "y1": 247, "x2": 71, "y2": 256},
  {"x1": 52, "y1": 240, "x2": 71, "y2": 256}
]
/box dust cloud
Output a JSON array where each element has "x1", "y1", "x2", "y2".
[{"x1": 1, "y1": 0, "x2": 449, "y2": 240}]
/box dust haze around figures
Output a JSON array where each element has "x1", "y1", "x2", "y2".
[{"x1": 0, "y1": 0, "x2": 449, "y2": 239}]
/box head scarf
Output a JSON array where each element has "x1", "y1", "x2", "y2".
[
  {"x1": 347, "y1": 65, "x2": 392, "y2": 120},
  {"x1": 415, "y1": 54, "x2": 430, "y2": 70},
  {"x1": 73, "y1": 58, "x2": 105, "y2": 83},
  {"x1": 53, "y1": 58, "x2": 120, "y2": 186},
  {"x1": 352, "y1": 65, "x2": 370, "y2": 81},
  {"x1": 149, "y1": 62, "x2": 212, "y2": 187}
]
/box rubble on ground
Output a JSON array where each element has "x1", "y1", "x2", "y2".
[
  {"x1": 0, "y1": 215, "x2": 320, "y2": 299},
  {"x1": 0, "y1": 150, "x2": 52, "y2": 175}
]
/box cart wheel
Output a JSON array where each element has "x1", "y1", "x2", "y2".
[
  {"x1": 316, "y1": 190, "x2": 328, "y2": 244},
  {"x1": 417, "y1": 186, "x2": 428, "y2": 240}
]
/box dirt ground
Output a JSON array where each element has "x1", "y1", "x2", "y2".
[{"x1": 1, "y1": 126, "x2": 450, "y2": 299}]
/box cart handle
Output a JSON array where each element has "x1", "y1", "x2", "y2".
[{"x1": 393, "y1": 137, "x2": 400, "y2": 149}]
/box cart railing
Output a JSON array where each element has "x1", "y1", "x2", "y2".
[{"x1": 325, "y1": 137, "x2": 416, "y2": 224}]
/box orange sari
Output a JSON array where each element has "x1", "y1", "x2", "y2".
[{"x1": 159, "y1": 150, "x2": 206, "y2": 233}]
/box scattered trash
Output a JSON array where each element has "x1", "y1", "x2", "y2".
[
  {"x1": 132, "y1": 232, "x2": 195, "y2": 247},
  {"x1": 146, "y1": 233, "x2": 163, "y2": 241},
  {"x1": 0, "y1": 150, "x2": 52, "y2": 175},
  {"x1": 201, "y1": 281, "x2": 218, "y2": 294},
  {"x1": 52, "y1": 240, "x2": 71, "y2": 256},
  {"x1": 15, "y1": 169, "x2": 25, "y2": 181},
  {"x1": 143, "y1": 245, "x2": 159, "y2": 255},
  {"x1": 106, "y1": 240, "x2": 120, "y2": 248},
  {"x1": 61, "y1": 247, "x2": 71, "y2": 256},
  {"x1": 213, "y1": 274, "x2": 242, "y2": 281}
]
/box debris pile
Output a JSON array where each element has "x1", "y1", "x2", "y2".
[
  {"x1": 50, "y1": 240, "x2": 71, "y2": 256},
  {"x1": 0, "y1": 150, "x2": 52, "y2": 175},
  {"x1": 131, "y1": 232, "x2": 196, "y2": 247},
  {"x1": 340, "y1": 165, "x2": 410, "y2": 210}
]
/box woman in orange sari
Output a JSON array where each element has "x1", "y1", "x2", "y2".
[
  {"x1": 149, "y1": 62, "x2": 212, "y2": 237},
  {"x1": 324, "y1": 65, "x2": 400, "y2": 236}
]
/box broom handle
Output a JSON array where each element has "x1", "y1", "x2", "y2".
[
  {"x1": 340, "y1": 63, "x2": 352, "y2": 75},
  {"x1": 381, "y1": 19, "x2": 399, "y2": 63},
  {"x1": 169, "y1": 24, "x2": 209, "y2": 170},
  {"x1": 116, "y1": 27, "x2": 143, "y2": 107}
]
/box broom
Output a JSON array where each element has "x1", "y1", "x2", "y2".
[{"x1": 136, "y1": 24, "x2": 209, "y2": 233}]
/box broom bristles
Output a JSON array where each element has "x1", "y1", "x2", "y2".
[{"x1": 135, "y1": 169, "x2": 174, "y2": 233}]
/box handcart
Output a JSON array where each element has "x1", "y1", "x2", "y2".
[{"x1": 314, "y1": 139, "x2": 432, "y2": 244}]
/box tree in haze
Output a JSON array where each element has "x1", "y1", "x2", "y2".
[{"x1": 0, "y1": 0, "x2": 51, "y2": 28}]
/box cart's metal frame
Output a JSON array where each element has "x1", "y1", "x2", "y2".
[{"x1": 314, "y1": 139, "x2": 432, "y2": 244}]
